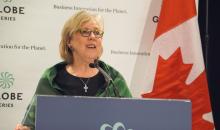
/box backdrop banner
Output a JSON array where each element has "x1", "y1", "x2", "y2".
[{"x1": 0, "y1": 0, "x2": 161, "y2": 129}]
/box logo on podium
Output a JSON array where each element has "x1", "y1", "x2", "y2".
[{"x1": 100, "y1": 122, "x2": 133, "y2": 130}]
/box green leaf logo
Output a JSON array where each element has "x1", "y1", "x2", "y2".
[{"x1": 0, "y1": 72, "x2": 15, "y2": 89}]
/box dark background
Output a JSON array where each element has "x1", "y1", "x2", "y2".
[{"x1": 199, "y1": 0, "x2": 220, "y2": 129}]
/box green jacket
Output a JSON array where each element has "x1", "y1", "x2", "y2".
[{"x1": 22, "y1": 61, "x2": 132, "y2": 129}]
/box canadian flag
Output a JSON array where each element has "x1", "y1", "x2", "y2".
[{"x1": 142, "y1": 0, "x2": 215, "y2": 129}]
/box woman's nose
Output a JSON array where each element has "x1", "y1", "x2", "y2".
[{"x1": 88, "y1": 32, "x2": 96, "y2": 40}]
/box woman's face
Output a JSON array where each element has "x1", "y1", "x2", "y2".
[{"x1": 70, "y1": 20, "x2": 103, "y2": 63}]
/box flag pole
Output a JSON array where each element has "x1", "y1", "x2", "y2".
[{"x1": 205, "y1": 0, "x2": 209, "y2": 70}]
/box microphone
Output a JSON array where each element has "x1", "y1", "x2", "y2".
[{"x1": 89, "y1": 59, "x2": 121, "y2": 97}]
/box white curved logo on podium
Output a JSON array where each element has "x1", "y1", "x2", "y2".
[{"x1": 100, "y1": 122, "x2": 133, "y2": 130}]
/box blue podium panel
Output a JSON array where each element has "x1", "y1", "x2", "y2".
[{"x1": 36, "y1": 96, "x2": 191, "y2": 130}]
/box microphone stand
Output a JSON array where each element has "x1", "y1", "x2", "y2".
[
  {"x1": 97, "y1": 66, "x2": 121, "y2": 97},
  {"x1": 89, "y1": 60, "x2": 121, "y2": 97}
]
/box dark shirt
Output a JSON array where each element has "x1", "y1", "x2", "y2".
[{"x1": 54, "y1": 67, "x2": 106, "y2": 96}]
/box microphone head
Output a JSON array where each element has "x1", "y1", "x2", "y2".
[
  {"x1": 89, "y1": 63, "x2": 96, "y2": 68},
  {"x1": 89, "y1": 58, "x2": 99, "y2": 68}
]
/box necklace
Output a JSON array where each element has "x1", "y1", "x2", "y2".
[{"x1": 79, "y1": 78, "x2": 90, "y2": 93}]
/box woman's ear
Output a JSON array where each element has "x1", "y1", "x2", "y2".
[
  {"x1": 67, "y1": 43, "x2": 71, "y2": 48},
  {"x1": 67, "y1": 43, "x2": 74, "y2": 51}
]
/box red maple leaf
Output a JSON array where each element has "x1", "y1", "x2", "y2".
[{"x1": 142, "y1": 48, "x2": 214, "y2": 130}]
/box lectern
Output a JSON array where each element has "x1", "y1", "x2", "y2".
[{"x1": 36, "y1": 96, "x2": 191, "y2": 130}]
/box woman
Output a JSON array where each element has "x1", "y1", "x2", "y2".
[{"x1": 15, "y1": 10, "x2": 132, "y2": 130}]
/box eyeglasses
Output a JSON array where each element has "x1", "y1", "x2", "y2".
[{"x1": 77, "y1": 29, "x2": 104, "y2": 38}]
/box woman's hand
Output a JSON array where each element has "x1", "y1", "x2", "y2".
[{"x1": 15, "y1": 124, "x2": 31, "y2": 130}]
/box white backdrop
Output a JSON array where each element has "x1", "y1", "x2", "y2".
[{"x1": 0, "y1": 0, "x2": 162, "y2": 129}]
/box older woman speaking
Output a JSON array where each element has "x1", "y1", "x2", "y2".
[{"x1": 15, "y1": 10, "x2": 132, "y2": 130}]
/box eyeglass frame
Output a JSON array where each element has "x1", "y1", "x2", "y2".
[{"x1": 77, "y1": 28, "x2": 104, "y2": 38}]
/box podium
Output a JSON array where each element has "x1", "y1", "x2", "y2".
[{"x1": 36, "y1": 96, "x2": 191, "y2": 130}]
